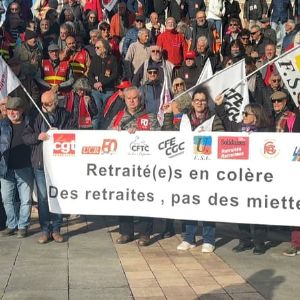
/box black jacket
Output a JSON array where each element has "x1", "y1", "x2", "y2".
[
  {"x1": 23, "y1": 107, "x2": 76, "y2": 169},
  {"x1": 175, "y1": 63, "x2": 200, "y2": 89},
  {"x1": 87, "y1": 54, "x2": 118, "y2": 92}
]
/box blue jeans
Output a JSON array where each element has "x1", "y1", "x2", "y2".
[
  {"x1": 34, "y1": 168, "x2": 62, "y2": 234},
  {"x1": 0, "y1": 168, "x2": 33, "y2": 229},
  {"x1": 184, "y1": 221, "x2": 216, "y2": 245},
  {"x1": 91, "y1": 90, "x2": 114, "y2": 129}
]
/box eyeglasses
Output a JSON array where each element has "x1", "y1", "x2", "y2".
[
  {"x1": 151, "y1": 50, "x2": 160, "y2": 53},
  {"x1": 250, "y1": 31, "x2": 258, "y2": 35},
  {"x1": 271, "y1": 99, "x2": 284, "y2": 103},
  {"x1": 174, "y1": 82, "x2": 184, "y2": 87},
  {"x1": 148, "y1": 71, "x2": 158, "y2": 75},
  {"x1": 193, "y1": 99, "x2": 207, "y2": 103},
  {"x1": 242, "y1": 111, "x2": 254, "y2": 117},
  {"x1": 136, "y1": 20, "x2": 144, "y2": 23}
]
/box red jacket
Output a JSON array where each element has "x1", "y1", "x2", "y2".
[{"x1": 156, "y1": 30, "x2": 186, "y2": 66}]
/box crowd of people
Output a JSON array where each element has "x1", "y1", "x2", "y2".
[{"x1": 0, "y1": 0, "x2": 300, "y2": 258}]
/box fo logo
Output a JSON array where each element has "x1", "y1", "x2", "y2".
[{"x1": 53, "y1": 134, "x2": 75, "y2": 156}]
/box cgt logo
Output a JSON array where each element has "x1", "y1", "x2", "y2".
[
  {"x1": 263, "y1": 140, "x2": 279, "y2": 158},
  {"x1": 53, "y1": 134, "x2": 75, "y2": 156}
]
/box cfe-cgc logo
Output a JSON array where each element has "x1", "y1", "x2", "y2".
[
  {"x1": 53, "y1": 133, "x2": 76, "y2": 156},
  {"x1": 129, "y1": 136, "x2": 150, "y2": 156},
  {"x1": 218, "y1": 136, "x2": 249, "y2": 160},
  {"x1": 193, "y1": 136, "x2": 212, "y2": 160},
  {"x1": 81, "y1": 139, "x2": 118, "y2": 155},
  {"x1": 158, "y1": 137, "x2": 185, "y2": 158},
  {"x1": 262, "y1": 140, "x2": 279, "y2": 158}
]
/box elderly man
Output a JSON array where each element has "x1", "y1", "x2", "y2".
[
  {"x1": 124, "y1": 28, "x2": 150, "y2": 80},
  {"x1": 36, "y1": 43, "x2": 74, "y2": 96},
  {"x1": 133, "y1": 45, "x2": 174, "y2": 87},
  {"x1": 133, "y1": 45, "x2": 173, "y2": 87},
  {"x1": 156, "y1": 17, "x2": 186, "y2": 66},
  {"x1": 23, "y1": 90, "x2": 76, "y2": 244},
  {"x1": 195, "y1": 36, "x2": 221, "y2": 73},
  {"x1": 190, "y1": 11, "x2": 221, "y2": 54},
  {"x1": 0, "y1": 97, "x2": 33, "y2": 238},
  {"x1": 122, "y1": 15, "x2": 146, "y2": 57},
  {"x1": 145, "y1": 12, "x2": 165, "y2": 44},
  {"x1": 109, "y1": 86, "x2": 160, "y2": 246}
]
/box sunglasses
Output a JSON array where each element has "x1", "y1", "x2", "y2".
[
  {"x1": 101, "y1": 28, "x2": 109, "y2": 32},
  {"x1": 242, "y1": 111, "x2": 254, "y2": 117},
  {"x1": 174, "y1": 82, "x2": 184, "y2": 87},
  {"x1": 271, "y1": 99, "x2": 284, "y2": 103},
  {"x1": 151, "y1": 50, "x2": 160, "y2": 53},
  {"x1": 272, "y1": 79, "x2": 281, "y2": 83},
  {"x1": 230, "y1": 24, "x2": 238, "y2": 26},
  {"x1": 250, "y1": 31, "x2": 258, "y2": 35},
  {"x1": 148, "y1": 71, "x2": 158, "y2": 75},
  {"x1": 136, "y1": 20, "x2": 144, "y2": 23}
]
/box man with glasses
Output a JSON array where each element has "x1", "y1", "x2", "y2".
[
  {"x1": 259, "y1": 17, "x2": 276, "y2": 45},
  {"x1": 238, "y1": 29, "x2": 254, "y2": 56},
  {"x1": 157, "y1": 17, "x2": 186, "y2": 66},
  {"x1": 250, "y1": 25, "x2": 272, "y2": 58},
  {"x1": 262, "y1": 72, "x2": 294, "y2": 118},
  {"x1": 23, "y1": 90, "x2": 76, "y2": 244},
  {"x1": 190, "y1": 11, "x2": 221, "y2": 54},
  {"x1": 122, "y1": 15, "x2": 145, "y2": 57},
  {"x1": 221, "y1": 18, "x2": 241, "y2": 57},
  {"x1": 133, "y1": 45, "x2": 174, "y2": 87}
]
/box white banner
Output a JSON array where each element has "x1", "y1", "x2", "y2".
[
  {"x1": 44, "y1": 130, "x2": 300, "y2": 226},
  {"x1": 0, "y1": 56, "x2": 21, "y2": 99},
  {"x1": 275, "y1": 46, "x2": 300, "y2": 106}
]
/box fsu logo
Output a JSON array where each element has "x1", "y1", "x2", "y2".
[{"x1": 53, "y1": 134, "x2": 75, "y2": 156}]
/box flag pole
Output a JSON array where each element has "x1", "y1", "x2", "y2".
[
  {"x1": 20, "y1": 83, "x2": 52, "y2": 128},
  {"x1": 172, "y1": 44, "x2": 300, "y2": 101},
  {"x1": 222, "y1": 44, "x2": 300, "y2": 94}
]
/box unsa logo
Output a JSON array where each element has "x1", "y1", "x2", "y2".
[{"x1": 53, "y1": 134, "x2": 76, "y2": 156}]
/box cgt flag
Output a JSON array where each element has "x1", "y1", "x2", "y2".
[
  {"x1": 0, "y1": 56, "x2": 20, "y2": 99},
  {"x1": 275, "y1": 45, "x2": 300, "y2": 106}
]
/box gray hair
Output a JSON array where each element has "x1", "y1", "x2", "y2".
[
  {"x1": 197, "y1": 36, "x2": 208, "y2": 45},
  {"x1": 123, "y1": 86, "x2": 142, "y2": 100},
  {"x1": 138, "y1": 28, "x2": 149, "y2": 38}
]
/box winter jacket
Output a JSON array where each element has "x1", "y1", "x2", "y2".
[
  {"x1": 87, "y1": 54, "x2": 118, "y2": 92},
  {"x1": 0, "y1": 117, "x2": 30, "y2": 178},
  {"x1": 187, "y1": 0, "x2": 206, "y2": 19},
  {"x1": 156, "y1": 29, "x2": 186, "y2": 66},
  {"x1": 140, "y1": 79, "x2": 163, "y2": 114},
  {"x1": 122, "y1": 27, "x2": 139, "y2": 56},
  {"x1": 168, "y1": 0, "x2": 188, "y2": 23},
  {"x1": 190, "y1": 20, "x2": 221, "y2": 54},
  {"x1": 244, "y1": 0, "x2": 268, "y2": 21},
  {"x1": 175, "y1": 63, "x2": 200, "y2": 89},
  {"x1": 23, "y1": 107, "x2": 76, "y2": 169},
  {"x1": 268, "y1": 0, "x2": 293, "y2": 23}
]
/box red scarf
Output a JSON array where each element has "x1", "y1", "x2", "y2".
[
  {"x1": 103, "y1": 91, "x2": 119, "y2": 117},
  {"x1": 67, "y1": 91, "x2": 92, "y2": 128}
]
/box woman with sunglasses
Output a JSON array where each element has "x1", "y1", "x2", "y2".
[{"x1": 214, "y1": 93, "x2": 270, "y2": 255}]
